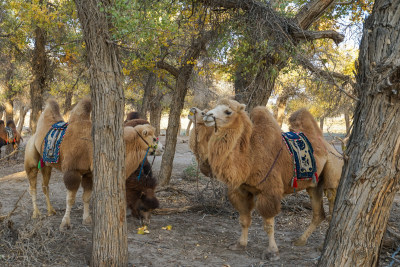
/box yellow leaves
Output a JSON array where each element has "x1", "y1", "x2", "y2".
[
  {"x1": 122, "y1": 67, "x2": 130, "y2": 76},
  {"x1": 162, "y1": 225, "x2": 172, "y2": 231},
  {"x1": 137, "y1": 225, "x2": 150, "y2": 235}
]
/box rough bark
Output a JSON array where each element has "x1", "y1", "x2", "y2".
[
  {"x1": 63, "y1": 90, "x2": 73, "y2": 115},
  {"x1": 158, "y1": 31, "x2": 212, "y2": 186},
  {"x1": 344, "y1": 111, "x2": 350, "y2": 135},
  {"x1": 140, "y1": 72, "x2": 157, "y2": 120},
  {"x1": 149, "y1": 90, "x2": 163, "y2": 137},
  {"x1": 29, "y1": 26, "x2": 47, "y2": 133},
  {"x1": 75, "y1": 0, "x2": 128, "y2": 265},
  {"x1": 319, "y1": 1, "x2": 400, "y2": 266}
]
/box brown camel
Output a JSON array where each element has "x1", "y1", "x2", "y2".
[
  {"x1": 203, "y1": 99, "x2": 343, "y2": 260},
  {"x1": 188, "y1": 107, "x2": 213, "y2": 177},
  {"x1": 24, "y1": 98, "x2": 158, "y2": 230},
  {"x1": 0, "y1": 119, "x2": 22, "y2": 151}
]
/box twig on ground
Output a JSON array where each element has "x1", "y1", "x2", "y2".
[{"x1": 0, "y1": 190, "x2": 26, "y2": 221}]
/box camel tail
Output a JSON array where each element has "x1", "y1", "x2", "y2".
[
  {"x1": 288, "y1": 108, "x2": 323, "y2": 137},
  {"x1": 68, "y1": 97, "x2": 92, "y2": 123}
]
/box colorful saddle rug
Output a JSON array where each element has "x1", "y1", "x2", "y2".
[
  {"x1": 43, "y1": 121, "x2": 68, "y2": 164},
  {"x1": 5, "y1": 127, "x2": 15, "y2": 144},
  {"x1": 282, "y1": 132, "x2": 318, "y2": 188}
]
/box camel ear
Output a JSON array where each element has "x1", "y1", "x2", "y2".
[
  {"x1": 239, "y1": 103, "x2": 246, "y2": 111},
  {"x1": 142, "y1": 129, "x2": 148, "y2": 136}
]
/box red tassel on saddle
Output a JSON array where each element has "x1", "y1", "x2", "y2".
[{"x1": 292, "y1": 177, "x2": 298, "y2": 188}]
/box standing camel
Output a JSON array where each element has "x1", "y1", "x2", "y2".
[
  {"x1": 24, "y1": 98, "x2": 159, "y2": 230},
  {"x1": 203, "y1": 99, "x2": 343, "y2": 260}
]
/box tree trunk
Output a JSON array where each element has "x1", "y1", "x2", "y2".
[
  {"x1": 344, "y1": 111, "x2": 350, "y2": 135},
  {"x1": 185, "y1": 120, "x2": 192, "y2": 136},
  {"x1": 149, "y1": 91, "x2": 163, "y2": 137},
  {"x1": 140, "y1": 72, "x2": 157, "y2": 120},
  {"x1": 234, "y1": 62, "x2": 280, "y2": 111},
  {"x1": 17, "y1": 106, "x2": 28, "y2": 133},
  {"x1": 64, "y1": 90, "x2": 73, "y2": 115},
  {"x1": 319, "y1": 117, "x2": 324, "y2": 131},
  {"x1": 75, "y1": 0, "x2": 128, "y2": 266},
  {"x1": 30, "y1": 26, "x2": 47, "y2": 133},
  {"x1": 4, "y1": 101, "x2": 13, "y2": 123},
  {"x1": 319, "y1": 1, "x2": 400, "y2": 265},
  {"x1": 274, "y1": 94, "x2": 289, "y2": 127},
  {"x1": 159, "y1": 69, "x2": 192, "y2": 186}
]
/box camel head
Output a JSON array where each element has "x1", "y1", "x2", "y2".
[
  {"x1": 126, "y1": 124, "x2": 159, "y2": 154},
  {"x1": 188, "y1": 107, "x2": 207, "y2": 124},
  {"x1": 203, "y1": 99, "x2": 246, "y2": 128}
]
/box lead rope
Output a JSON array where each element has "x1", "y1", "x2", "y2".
[
  {"x1": 193, "y1": 111, "x2": 201, "y2": 196},
  {"x1": 137, "y1": 147, "x2": 150, "y2": 181}
]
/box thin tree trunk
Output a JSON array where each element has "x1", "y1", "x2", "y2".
[
  {"x1": 185, "y1": 120, "x2": 192, "y2": 136},
  {"x1": 30, "y1": 26, "x2": 47, "y2": 133},
  {"x1": 17, "y1": 106, "x2": 28, "y2": 133},
  {"x1": 319, "y1": 1, "x2": 400, "y2": 265},
  {"x1": 344, "y1": 111, "x2": 350, "y2": 135},
  {"x1": 75, "y1": 0, "x2": 127, "y2": 266},
  {"x1": 140, "y1": 72, "x2": 157, "y2": 120},
  {"x1": 274, "y1": 94, "x2": 289, "y2": 127},
  {"x1": 4, "y1": 101, "x2": 13, "y2": 122},
  {"x1": 64, "y1": 90, "x2": 73, "y2": 115},
  {"x1": 319, "y1": 117, "x2": 324, "y2": 131}
]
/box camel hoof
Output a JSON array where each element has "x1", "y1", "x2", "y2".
[
  {"x1": 83, "y1": 216, "x2": 92, "y2": 225},
  {"x1": 261, "y1": 251, "x2": 280, "y2": 261},
  {"x1": 32, "y1": 210, "x2": 41, "y2": 219},
  {"x1": 60, "y1": 218, "x2": 71, "y2": 231},
  {"x1": 228, "y1": 242, "x2": 246, "y2": 251},
  {"x1": 293, "y1": 238, "x2": 307, "y2": 246},
  {"x1": 47, "y1": 208, "x2": 56, "y2": 216}
]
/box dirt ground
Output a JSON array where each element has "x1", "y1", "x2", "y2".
[{"x1": 0, "y1": 135, "x2": 399, "y2": 267}]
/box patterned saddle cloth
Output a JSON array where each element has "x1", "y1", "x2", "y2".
[
  {"x1": 282, "y1": 132, "x2": 318, "y2": 188},
  {"x1": 5, "y1": 127, "x2": 15, "y2": 143},
  {"x1": 43, "y1": 121, "x2": 68, "y2": 164}
]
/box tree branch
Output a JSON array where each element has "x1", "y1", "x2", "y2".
[
  {"x1": 293, "y1": 30, "x2": 345, "y2": 44},
  {"x1": 156, "y1": 61, "x2": 179, "y2": 78},
  {"x1": 295, "y1": 0, "x2": 336, "y2": 30}
]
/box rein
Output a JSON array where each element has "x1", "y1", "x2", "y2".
[
  {"x1": 137, "y1": 147, "x2": 150, "y2": 181},
  {"x1": 135, "y1": 130, "x2": 150, "y2": 147},
  {"x1": 257, "y1": 142, "x2": 283, "y2": 186},
  {"x1": 213, "y1": 116, "x2": 218, "y2": 133},
  {"x1": 135, "y1": 129, "x2": 158, "y2": 181}
]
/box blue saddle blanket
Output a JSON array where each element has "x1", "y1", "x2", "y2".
[
  {"x1": 43, "y1": 121, "x2": 68, "y2": 164},
  {"x1": 281, "y1": 132, "x2": 318, "y2": 188}
]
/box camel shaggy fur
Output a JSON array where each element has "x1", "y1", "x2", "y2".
[
  {"x1": 188, "y1": 107, "x2": 213, "y2": 177},
  {"x1": 0, "y1": 119, "x2": 22, "y2": 151},
  {"x1": 203, "y1": 99, "x2": 343, "y2": 260},
  {"x1": 24, "y1": 98, "x2": 158, "y2": 230}
]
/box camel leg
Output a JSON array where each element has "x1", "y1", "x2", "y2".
[
  {"x1": 60, "y1": 170, "x2": 81, "y2": 230},
  {"x1": 81, "y1": 172, "x2": 93, "y2": 225},
  {"x1": 40, "y1": 166, "x2": 56, "y2": 216},
  {"x1": 324, "y1": 188, "x2": 337, "y2": 220},
  {"x1": 294, "y1": 187, "x2": 325, "y2": 246},
  {"x1": 27, "y1": 167, "x2": 41, "y2": 218},
  {"x1": 261, "y1": 217, "x2": 280, "y2": 261},
  {"x1": 227, "y1": 188, "x2": 255, "y2": 250}
]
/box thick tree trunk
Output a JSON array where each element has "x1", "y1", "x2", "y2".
[
  {"x1": 4, "y1": 101, "x2": 13, "y2": 122},
  {"x1": 30, "y1": 26, "x2": 47, "y2": 133},
  {"x1": 75, "y1": 0, "x2": 128, "y2": 266},
  {"x1": 319, "y1": 1, "x2": 400, "y2": 265},
  {"x1": 140, "y1": 72, "x2": 157, "y2": 120}
]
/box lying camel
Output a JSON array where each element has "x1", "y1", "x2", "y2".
[
  {"x1": 24, "y1": 98, "x2": 158, "y2": 230},
  {"x1": 203, "y1": 99, "x2": 343, "y2": 260},
  {"x1": 188, "y1": 107, "x2": 213, "y2": 177}
]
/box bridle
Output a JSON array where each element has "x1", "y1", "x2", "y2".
[
  {"x1": 135, "y1": 130, "x2": 158, "y2": 181},
  {"x1": 257, "y1": 141, "x2": 284, "y2": 185}
]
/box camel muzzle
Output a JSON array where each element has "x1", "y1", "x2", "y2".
[{"x1": 203, "y1": 114, "x2": 215, "y2": 127}]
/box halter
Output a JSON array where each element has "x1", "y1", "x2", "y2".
[
  {"x1": 257, "y1": 141, "x2": 284, "y2": 185},
  {"x1": 135, "y1": 130, "x2": 158, "y2": 181},
  {"x1": 213, "y1": 116, "x2": 218, "y2": 133}
]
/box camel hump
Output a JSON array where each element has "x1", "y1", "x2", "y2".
[
  {"x1": 42, "y1": 99, "x2": 63, "y2": 122},
  {"x1": 288, "y1": 108, "x2": 323, "y2": 137},
  {"x1": 69, "y1": 97, "x2": 91, "y2": 122}
]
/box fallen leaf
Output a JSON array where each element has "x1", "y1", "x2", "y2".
[{"x1": 162, "y1": 225, "x2": 172, "y2": 230}]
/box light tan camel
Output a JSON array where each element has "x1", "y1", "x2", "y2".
[
  {"x1": 24, "y1": 98, "x2": 158, "y2": 230},
  {"x1": 188, "y1": 107, "x2": 214, "y2": 177},
  {"x1": 203, "y1": 99, "x2": 343, "y2": 260}
]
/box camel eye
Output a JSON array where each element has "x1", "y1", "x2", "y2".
[
  {"x1": 201, "y1": 112, "x2": 205, "y2": 116},
  {"x1": 225, "y1": 110, "x2": 232, "y2": 115}
]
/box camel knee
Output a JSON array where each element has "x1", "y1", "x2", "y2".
[
  {"x1": 239, "y1": 214, "x2": 251, "y2": 228},
  {"x1": 63, "y1": 170, "x2": 81, "y2": 191},
  {"x1": 81, "y1": 172, "x2": 93, "y2": 191}
]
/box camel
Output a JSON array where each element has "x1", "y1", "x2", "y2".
[
  {"x1": 203, "y1": 99, "x2": 343, "y2": 260},
  {"x1": 0, "y1": 119, "x2": 22, "y2": 151},
  {"x1": 24, "y1": 98, "x2": 159, "y2": 230},
  {"x1": 188, "y1": 107, "x2": 214, "y2": 177}
]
